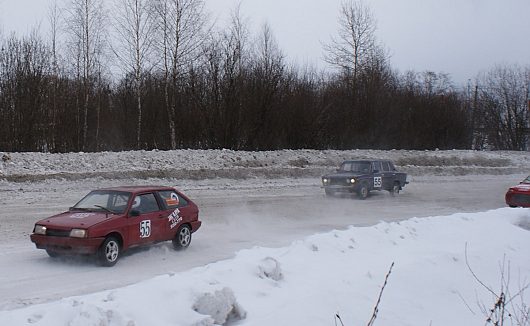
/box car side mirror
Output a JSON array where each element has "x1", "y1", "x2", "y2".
[{"x1": 129, "y1": 210, "x2": 140, "y2": 217}]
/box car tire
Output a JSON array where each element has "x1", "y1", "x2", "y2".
[
  {"x1": 509, "y1": 205, "x2": 517, "y2": 208},
  {"x1": 97, "y1": 236, "x2": 120, "y2": 267},
  {"x1": 358, "y1": 183, "x2": 369, "y2": 200},
  {"x1": 46, "y1": 249, "x2": 60, "y2": 258},
  {"x1": 390, "y1": 182, "x2": 401, "y2": 196},
  {"x1": 173, "y1": 225, "x2": 192, "y2": 250}
]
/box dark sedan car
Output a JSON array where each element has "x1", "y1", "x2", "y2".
[
  {"x1": 321, "y1": 160, "x2": 408, "y2": 199},
  {"x1": 30, "y1": 186, "x2": 201, "y2": 266},
  {"x1": 506, "y1": 175, "x2": 530, "y2": 208}
]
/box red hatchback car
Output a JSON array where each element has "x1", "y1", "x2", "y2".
[
  {"x1": 30, "y1": 186, "x2": 201, "y2": 266},
  {"x1": 505, "y1": 175, "x2": 530, "y2": 208}
]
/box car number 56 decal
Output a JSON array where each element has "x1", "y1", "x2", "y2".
[
  {"x1": 140, "y1": 220, "x2": 151, "y2": 238},
  {"x1": 374, "y1": 176, "x2": 382, "y2": 188}
]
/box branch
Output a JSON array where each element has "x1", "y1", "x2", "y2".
[{"x1": 367, "y1": 262, "x2": 394, "y2": 326}]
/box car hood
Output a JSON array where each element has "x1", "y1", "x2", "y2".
[
  {"x1": 323, "y1": 172, "x2": 364, "y2": 178},
  {"x1": 37, "y1": 211, "x2": 119, "y2": 229},
  {"x1": 510, "y1": 183, "x2": 530, "y2": 192}
]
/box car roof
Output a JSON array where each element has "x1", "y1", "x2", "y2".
[{"x1": 96, "y1": 185, "x2": 175, "y2": 194}]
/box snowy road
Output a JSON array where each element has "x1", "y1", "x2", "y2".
[{"x1": 0, "y1": 174, "x2": 523, "y2": 311}]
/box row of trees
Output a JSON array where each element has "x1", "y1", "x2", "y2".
[{"x1": 0, "y1": 0, "x2": 528, "y2": 153}]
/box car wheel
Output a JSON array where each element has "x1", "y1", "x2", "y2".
[
  {"x1": 509, "y1": 205, "x2": 517, "y2": 208},
  {"x1": 390, "y1": 182, "x2": 400, "y2": 196},
  {"x1": 46, "y1": 249, "x2": 60, "y2": 258},
  {"x1": 358, "y1": 183, "x2": 369, "y2": 200},
  {"x1": 173, "y1": 225, "x2": 192, "y2": 250},
  {"x1": 97, "y1": 236, "x2": 120, "y2": 267},
  {"x1": 325, "y1": 189, "x2": 335, "y2": 197}
]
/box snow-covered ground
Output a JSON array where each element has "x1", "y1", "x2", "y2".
[{"x1": 0, "y1": 149, "x2": 529, "y2": 325}]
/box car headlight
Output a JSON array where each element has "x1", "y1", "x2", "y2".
[
  {"x1": 34, "y1": 225, "x2": 47, "y2": 235},
  {"x1": 70, "y1": 229, "x2": 87, "y2": 238},
  {"x1": 322, "y1": 178, "x2": 329, "y2": 184},
  {"x1": 348, "y1": 178, "x2": 355, "y2": 184}
]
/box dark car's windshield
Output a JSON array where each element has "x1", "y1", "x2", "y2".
[
  {"x1": 339, "y1": 162, "x2": 371, "y2": 173},
  {"x1": 71, "y1": 190, "x2": 131, "y2": 214}
]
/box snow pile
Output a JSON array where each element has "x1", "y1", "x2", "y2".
[
  {"x1": 192, "y1": 288, "x2": 246, "y2": 325},
  {"x1": 1, "y1": 208, "x2": 529, "y2": 326},
  {"x1": 0, "y1": 149, "x2": 528, "y2": 182}
]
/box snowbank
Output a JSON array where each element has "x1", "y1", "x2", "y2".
[
  {"x1": 1, "y1": 208, "x2": 529, "y2": 326},
  {"x1": 0, "y1": 149, "x2": 528, "y2": 182}
]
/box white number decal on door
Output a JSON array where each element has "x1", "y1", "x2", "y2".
[
  {"x1": 140, "y1": 220, "x2": 151, "y2": 238},
  {"x1": 374, "y1": 177, "x2": 382, "y2": 188}
]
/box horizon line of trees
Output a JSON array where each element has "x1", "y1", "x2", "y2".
[{"x1": 0, "y1": 0, "x2": 528, "y2": 153}]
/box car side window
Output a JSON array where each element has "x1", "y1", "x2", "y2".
[
  {"x1": 372, "y1": 161, "x2": 382, "y2": 172},
  {"x1": 381, "y1": 161, "x2": 391, "y2": 172},
  {"x1": 388, "y1": 161, "x2": 396, "y2": 171},
  {"x1": 158, "y1": 190, "x2": 188, "y2": 209},
  {"x1": 131, "y1": 193, "x2": 160, "y2": 214}
]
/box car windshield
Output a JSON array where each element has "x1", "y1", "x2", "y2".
[
  {"x1": 522, "y1": 176, "x2": 530, "y2": 184},
  {"x1": 339, "y1": 162, "x2": 371, "y2": 173},
  {"x1": 71, "y1": 190, "x2": 131, "y2": 214}
]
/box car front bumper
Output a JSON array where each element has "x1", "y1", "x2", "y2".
[
  {"x1": 505, "y1": 192, "x2": 530, "y2": 208},
  {"x1": 322, "y1": 184, "x2": 360, "y2": 193},
  {"x1": 30, "y1": 234, "x2": 106, "y2": 254}
]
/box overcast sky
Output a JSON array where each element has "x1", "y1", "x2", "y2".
[{"x1": 0, "y1": 0, "x2": 529, "y2": 85}]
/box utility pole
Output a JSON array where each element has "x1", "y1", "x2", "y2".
[{"x1": 472, "y1": 84, "x2": 479, "y2": 149}]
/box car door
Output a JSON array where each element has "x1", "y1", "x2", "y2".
[
  {"x1": 156, "y1": 190, "x2": 191, "y2": 241},
  {"x1": 371, "y1": 161, "x2": 383, "y2": 190},
  {"x1": 127, "y1": 193, "x2": 165, "y2": 246},
  {"x1": 380, "y1": 161, "x2": 395, "y2": 190}
]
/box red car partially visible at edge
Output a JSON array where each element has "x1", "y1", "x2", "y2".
[
  {"x1": 505, "y1": 175, "x2": 530, "y2": 208},
  {"x1": 30, "y1": 185, "x2": 201, "y2": 266}
]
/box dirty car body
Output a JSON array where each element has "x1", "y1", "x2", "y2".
[
  {"x1": 505, "y1": 175, "x2": 530, "y2": 208},
  {"x1": 30, "y1": 186, "x2": 201, "y2": 266},
  {"x1": 321, "y1": 160, "x2": 408, "y2": 199}
]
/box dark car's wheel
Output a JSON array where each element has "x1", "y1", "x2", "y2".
[
  {"x1": 46, "y1": 249, "x2": 60, "y2": 258},
  {"x1": 97, "y1": 236, "x2": 120, "y2": 267},
  {"x1": 358, "y1": 183, "x2": 369, "y2": 200},
  {"x1": 390, "y1": 182, "x2": 401, "y2": 196},
  {"x1": 173, "y1": 225, "x2": 192, "y2": 250}
]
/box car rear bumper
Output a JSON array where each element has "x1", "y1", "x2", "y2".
[
  {"x1": 190, "y1": 220, "x2": 202, "y2": 233},
  {"x1": 30, "y1": 234, "x2": 106, "y2": 254}
]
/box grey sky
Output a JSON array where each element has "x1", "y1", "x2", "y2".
[{"x1": 1, "y1": 0, "x2": 529, "y2": 85}]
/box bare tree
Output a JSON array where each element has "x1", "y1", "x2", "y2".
[
  {"x1": 113, "y1": 0, "x2": 156, "y2": 149},
  {"x1": 153, "y1": 0, "x2": 207, "y2": 149},
  {"x1": 476, "y1": 65, "x2": 530, "y2": 150},
  {"x1": 248, "y1": 23, "x2": 285, "y2": 148},
  {"x1": 324, "y1": 0, "x2": 380, "y2": 83},
  {"x1": 48, "y1": 0, "x2": 63, "y2": 152},
  {"x1": 65, "y1": 0, "x2": 108, "y2": 150}
]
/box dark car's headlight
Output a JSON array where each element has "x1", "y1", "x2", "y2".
[
  {"x1": 322, "y1": 178, "x2": 329, "y2": 185},
  {"x1": 70, "y1": 229, "x2": 87, "y2": 238},
  {"x1": 34, "y1": 225, "x2": 47, "y2": 235},
  {"x1": 348, "y1": 178, "x2": 355, "y2": 184}
]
